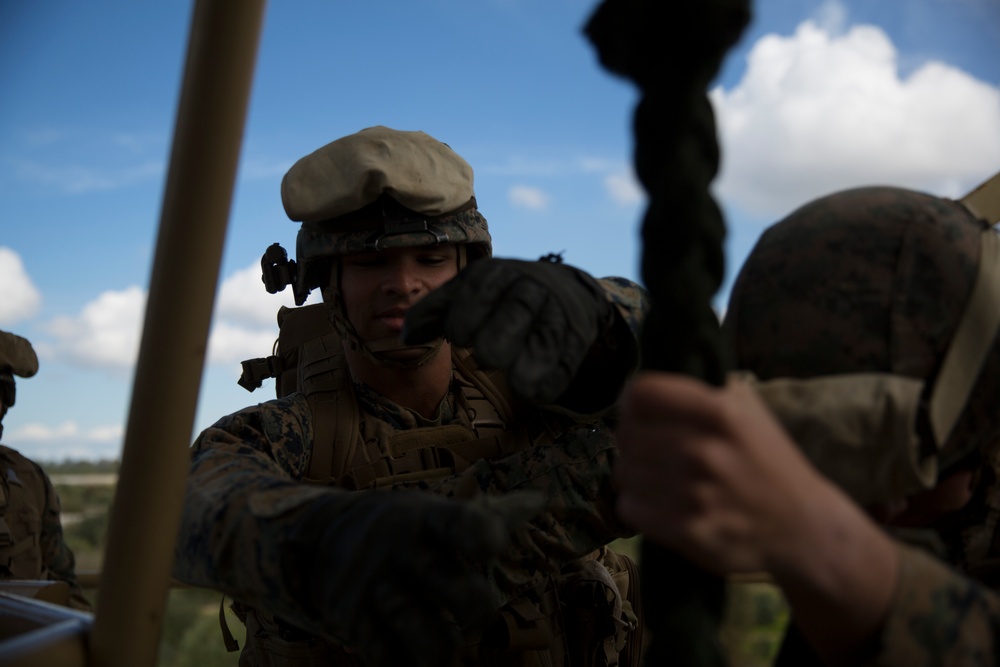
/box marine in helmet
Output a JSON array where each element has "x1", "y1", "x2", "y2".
[
  {"x1": 613, "y1": 184, "x2": 1000, "y2": 665},
  {"x1": 173, "y1": 126, "x2": 648, "y2": 667},
  {"x1": 0, "y1": 330, "x2": 91, "y2": 611}
]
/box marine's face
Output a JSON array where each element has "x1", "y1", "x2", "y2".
[
  {"x1": 0, "y1": 373, "x2": 12, "y2": 424},
  {"x1": 337, "y1": 244, "x2": 459, "y2": 343}
]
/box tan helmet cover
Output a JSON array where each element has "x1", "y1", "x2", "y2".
[
  {"x1": 745, "y1": 372, "x2": 935, "y2": 506},
  {"x1": 0, "y1": 330, "x2": 38, "y2": 378},
  {"x1": 281, "y1": 125, "x2": 475, "y2": 222}
]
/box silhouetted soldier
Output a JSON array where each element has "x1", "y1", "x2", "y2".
[
  {"x1": 0, "y1": 329, "x2": 91, "y2": 611},
  {"x1": 174, "y1": 127, "x2": 647, "y2": 667}
]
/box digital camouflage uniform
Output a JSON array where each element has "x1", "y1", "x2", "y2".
[
  {"x1": 724, "y1": 185, "x2": 1000, "y2": 666},
  {"x1": 176, "y1": 281, "x2": 645, "y2": 665},
  {"x1": 0, "y1": 330, "x2": 91, "y2": 612},
  {"x1": 173, "y1": 127, "x2": 647, "y2": 666}
]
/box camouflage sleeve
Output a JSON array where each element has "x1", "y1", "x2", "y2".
[
  {"x1": 427, "y1": 420, "x2": 631, "y2": 595},
  {"x1": 172, "y1": 394, "x2": 347, "y2": 621},
  {"x1": 598, "y1": 275, "x2": 649, "y2": 341},
  {"x1": 866, "y1": 542, "x2": 1000, "y2": 666},
  {"x1": 34, "y1": 462, "x2": 91, "y2": 611}
]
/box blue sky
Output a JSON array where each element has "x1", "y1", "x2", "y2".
[{"x1": 1, "y1": 0, "x2": 998, "y2": 461}]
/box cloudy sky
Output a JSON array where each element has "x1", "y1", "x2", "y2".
[{"x1": 1, "y1": 0, "x2": 998, "y2": 461}]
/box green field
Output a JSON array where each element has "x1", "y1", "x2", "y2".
[{"x1": 47, "y1": 461, "x2": 788, "y2": 666}]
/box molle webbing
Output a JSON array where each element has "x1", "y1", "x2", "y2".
[
  {"x1": 299, "y1": 332, "x2": 359, "y2": 484},
  {"x1": 452, "y1": 346, "x2": 513, "y2": 424},
  {"x1": 242, "y1": 302, "x2": 523, "y2": 484},
  {"x1": 299, "y1": 330, "x2": 521, "y2": 486},
  {"x1": 344, "y1": 426, "x2": 533, "y2": 490},
  {"x1": 462, "y1": 583, "x2": 564, "y2": 664}
]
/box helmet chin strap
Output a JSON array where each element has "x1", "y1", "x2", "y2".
[
  {"x1": 321, "y1": 281, "x2": 445, "y2": 370},
  {"x1": 364, "y1": 334, "x2": 444, "y2": 368}
]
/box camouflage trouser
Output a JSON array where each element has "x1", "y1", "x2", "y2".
[
  {"x1": 238, "y1": 607, "x2": 358, "y2": 667},
  {"x1": 231, "y1": 546, "x2": 642, "y2": 667},
  {"x1": 237, "y1": 598, "x2": 564, "y2": 667}
]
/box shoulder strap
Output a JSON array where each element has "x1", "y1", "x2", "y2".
[
  {"x1": 300, "y1": 332, "x2": 360, "y2": 484},
  {"x1": 451, "y1": 346, "x2": 515, "y2": 425},
  {"x1": 232, "y1": 302, "x2": 360, "y2": 483}
]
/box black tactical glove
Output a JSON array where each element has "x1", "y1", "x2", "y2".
[
  {"x1": 283, "y1": 489, "x2": 544, "y2": 667},
  {"x1": 403, "y1": 255, "x2": 617, "y2": 406}
]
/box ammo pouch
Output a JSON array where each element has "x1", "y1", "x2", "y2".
[
  {"x1": 228, "y1": 599, "x2": 360, "y2": 667},
  {"x1": 558, "y1": 546, "x2": 641, "y2": 667},
  {"x1": 465, "y1": 583, "x2": 565, "y2": 667}
]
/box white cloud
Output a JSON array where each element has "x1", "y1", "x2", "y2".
[
  {"x1": 38, "y1": 261, "x2": 318, "y2": 373},
  {"x1": 240, "y1": 157, "x2": 295, "y2": 180},
  {"x1": 12, "y1": 421, "x2": 81, "y2": 440},
  {"x1": 45, "y1": 286, "x2": 145, "y2": 369},
  {"x1": 216, "y1": 262, "x2": 300, "y2": 327},
  {"x1": 9, "y1": 420, "x2": 121, "y2": 443},
  {"x1": 508, "y1": 185, "x2": 550, "y2": 210},
  {"x1": 0, "y1": 247, "x2": 42, "y2": 325},
  {"x1": 111, "y1": 132, "x2": 163, "y2": 154},
  {"x1": 209, "y1": 261, "x2": 315, "y2": 364},
  {"x1": 604, "y1": 170, "x2": 644, "y2": 206},
  {"x1": 711, "y1": 20, "x2": 1000, "y2": 218},
  {"x1": 86, "y1": 424, "x2": 125, "y2": 442},
  {"x1": 6, "y1": 421, "x2": 123, "y2": 460},
  {"x1": 207, "y1": 320, "x2": 282, "y2": 366},
  {"x1": 9, "y1": 157, "x2": 164, "y2": 194},
  {"x1": 480, "y1": 157, "x2": 563, "y2": 178},
  {"x1": 579, "y1": 157, "x2": 615, "y2": 172},
  {"x1": 815, "y1": 0, "x2": 848, "y2": 35},
  {"x1": 6, "y1": 421, "x2": 124, "y2": 460}
]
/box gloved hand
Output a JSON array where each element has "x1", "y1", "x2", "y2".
[
  {"x1": 284, "y1": 489, "x2": 545, "y2": 667},
  {"x1": 403, "y1": 255, "x2": 616, "y2": 405}
]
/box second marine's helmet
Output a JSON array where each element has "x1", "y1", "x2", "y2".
[{"x1": 725, "y1": 185, "x2": 1000, "y2": 476}]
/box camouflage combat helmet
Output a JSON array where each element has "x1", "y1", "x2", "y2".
[
  {"x1": 0, "y1": 330, "x2": 38, "y2": 429},
  {"x1": 258, "y1": 126, "x2": 493, "y2": 368},
  {"x1": 724, "y1": 185, "x2": 1000, "y2": 474},
  {"x1": 268, "y1": 125, "x2": 492, "y2": 306}
]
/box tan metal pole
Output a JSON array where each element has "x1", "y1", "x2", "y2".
[{"x1": 89, "y1": 1, "x2": 267, "y2": 665}]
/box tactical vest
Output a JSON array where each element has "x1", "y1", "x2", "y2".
[
  {"x1": 232, "y1": 304, "x2": 643, "y2": 667},
  {"x1": 0, "y1": 446, "x2": 46, "y2": 580}
]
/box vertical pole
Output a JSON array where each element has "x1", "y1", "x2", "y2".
[{"x1": 89, "y1": 1, "x2": 267, "y2": 665}]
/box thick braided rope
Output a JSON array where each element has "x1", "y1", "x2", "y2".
[{"x1": 586, "y1": 1, "x2": 750, "y2": 664}]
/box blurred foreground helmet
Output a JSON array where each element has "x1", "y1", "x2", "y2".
[
  {"x1": 0, "y1": 330, "x2": 37, "y2": 422},
  {"x1": 725, "y1": 186, "x2": 1000, "y2": 476},
  {"x1": 0, "y1": 331, "x2": 38, "y2": 379},
  {"x1": 266, "y1": 126, "x2": 492, "y2": 305}
]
